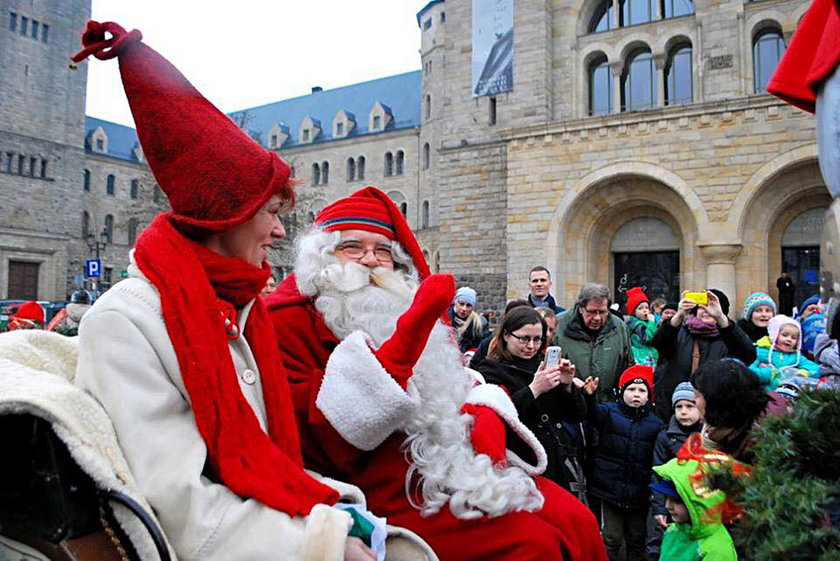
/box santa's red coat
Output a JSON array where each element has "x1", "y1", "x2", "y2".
[{"x1": 265, "y1": 276, "x2": 607, "y2": 561}]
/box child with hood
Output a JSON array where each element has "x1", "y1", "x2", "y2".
[
  {"x1": 651, "y1": 456, "x2": 737, "y2": 561},
  {"x1": 798, "y1": 295, "x2": 826, "y2": 357},
  {"x1": 748, "y1": 315, "x2": 819, "y2": 390},
  {"x1": 625, "y1": 287, "x2": 659, "y2": 366}
]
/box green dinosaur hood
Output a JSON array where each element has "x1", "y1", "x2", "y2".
[{"x1": 653, "y1": 458, "x2": 727, "y2": 539}]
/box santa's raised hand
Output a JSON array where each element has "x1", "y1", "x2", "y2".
[{"x1": 373, "y1": 274, "x2": 455, "y2": 389}]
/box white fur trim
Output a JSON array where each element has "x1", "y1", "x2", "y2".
[
  {"x1": 316, "y1": 331, "x2": 420, "y2": 451},
  {"x1": 464, "y1": 384, "x2": 548, "y2": 476},
  {"x1": 301, "y1": 504, "x2": 352, "y2": 561}
]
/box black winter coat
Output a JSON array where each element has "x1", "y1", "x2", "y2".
[
  {"x1": 585, "y1": 395, "x2": 664, "y2": 508},
  {"x1": 737, "y1": 318, "x2": 768, "y2": 343},
  {"x1": 476, "y1": 356, "x2": 587, "y2": 491},
  {"x1": 650, "y1": 416, "x2": 702, "y2": 515},
  {"x1": 652, "y1": 320, "x2": 756, "y2": 420}
]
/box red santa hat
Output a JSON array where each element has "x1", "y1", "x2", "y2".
[
  {"x1": 8, "y1": 300, "x2": 44, "y2": 330},
  {"x1": 314, "y1": 186, "x2": 431, "y2": 280},
  {"x1": 618, "y1": 364, "x2": 655, "y2": 402},
  {"x1": 625, "y1": 287, "x2": 649, "y2": 316},
  {"x1": 71, "y1": 21, "x2": 292, "y2": 233}
]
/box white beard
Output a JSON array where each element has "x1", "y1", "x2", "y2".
[{"x1": 312, "y1": 261, "x2": 544, "y2": 519}]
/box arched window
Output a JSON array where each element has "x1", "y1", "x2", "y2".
[
  {"x1": 384, "y1": 152, "x2": 394, "y2": 176},
  {"x1": 425, "y1": 95, "x2": 431, "y2": 120},
  {"x1": 621, "y1": 49, "x2": 655, "y2": 111},
  {"x1": 423, "y1": 143, "x2": 430, "y2": 169},
  {"x1": 357, "y1": 156, "x2": 366, "y2": 180},
  {"x1": 82, "y1": 211, "x2": 90, "y2": 236},
  {"x1": 347, "y1": 157, "x2": 356, "y2": 181},
  {"x1": 128, "y1": 218, "x2": 138, "y2": 246},
  {"x1": 589, "y1": 0, "x2": 613, "y2": 32},
  {"x1": 395, "y1": 150, "x2": 405, "y2": 175},
  {"x1": 130, "y1": 179, "x2": 139, "y2": 199},
  {"x1": 104, "y1": 214, "x2": 114, "y2": 244},
  {"x1": 399, "y1": 202, "x2": 408, "y2": 217},
  {"x1": 589, "y1": 54, "x2": 612, "y2": 115},
  {"x1": 753, "y1": 28, "x2": 785, "y2": 93},
  {"x1": 311, "y1": 163, "x2": 320, "y2": 186},
  {"x1": 153, "y1": 185, "x2": 162, "y2": 204},
  {"x1": 662, "y1": 0, "x2": 693, "y2": 18},
  {"x1": 106, "y1": 174, "x2": 115, "y2": 196},
  {"x1": 422, "y1": 201, "x2": 430, "y2": 229},
  {"x1": 621, "y1": 0, "x2": 656, "y2": 26},
  {"x1": 322, "y1": 161, "x2": 329, "y2": 184},
  {"x1": 665, "y1": 44, "x2": 692, "y2": 105},
  {"x1": 83, "y1": 169, "x2": 90, "y2": 191}
]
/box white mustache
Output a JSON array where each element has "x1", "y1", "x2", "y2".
[{"x1": 316, "y1": 261, "x2": 414, "y2": 297}]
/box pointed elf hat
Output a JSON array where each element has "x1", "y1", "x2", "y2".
[
  {"x1": 72, "y1": 21, "x2": 292, "y2": 232},
  {"x1": 314, "y1": 186, "x2": 431, "y2": 280}
]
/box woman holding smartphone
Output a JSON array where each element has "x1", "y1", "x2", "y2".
[
  {"x1": 474, "y1": 307, "x2": 588, "y2": 499},
  {"x1": 652, "y1": 290, "x2": 756, "y2": 421}
]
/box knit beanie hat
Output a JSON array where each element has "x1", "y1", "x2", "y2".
[
  {"x1": 768, "y1": 315, "x2": 802, "y2": 350},
  {"x1": 10, "y1": 301, "x2": 44, "y2": 324},
  {"x1": 625, "y1": 287, "x2": 649, "y2": 316},
  {"x1": 314, "y1": 186, "x2": 430, "y2": 280},
  {"x1": 663, "y1": 301, "x2": 679, "y2": 313},
  {"x1": 800, "y1": 295, "x2": 820, "y2": 315},
  {"x1": 618, "y1": 364, "x2": 654, "y2": 402},
  {"x1": 454, "y1": 286, "x2": 477, "y2": 307},
  {"x1": 671, "y1": 381, "x2": 696, "y2": 407},
  {"x1": 71, "y1": 22, "x2": 292, "y2": 233},
  {"x1": 743, "y1": 292, "x2": 777, "y2": 320}
]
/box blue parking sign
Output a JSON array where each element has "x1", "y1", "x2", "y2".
[{"x1": 85, "y1": 258, "x2": 101, "y2": 279}]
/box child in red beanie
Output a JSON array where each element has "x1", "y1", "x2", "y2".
[{"x1": 583, "y1": 365, "x2": 664, "y2": 561}]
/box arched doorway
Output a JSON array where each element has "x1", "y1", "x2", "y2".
[
  {"x1": 612, "y1": 217, "x2": 681, "y2": 308},
  {"x1": 781, "y1": 207, "x2": 825, "y2": 306}
]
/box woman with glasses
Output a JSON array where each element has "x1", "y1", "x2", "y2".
[{"x1": 474, "y1": 306, "x2": 589, "y2": 499}]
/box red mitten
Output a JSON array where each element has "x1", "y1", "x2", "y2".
[
  {"x1": 461, "y1": 403, "x2": 507, "y2": 467},
  {"x1": 374, "y1": 274, "x2": 455, "y2": 389}
]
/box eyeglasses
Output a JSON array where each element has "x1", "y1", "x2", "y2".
[
  {"x1": 335, "y1": 241, "x2": 394, "y2": 263},
  {"x1": 507, "y1": 332, "x2": 544, "y2": 345},
  {"x1": 582, "y1": 308, "x2": 608, "y2": 317}
]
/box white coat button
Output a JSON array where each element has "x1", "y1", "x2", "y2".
[{"x1": 241, "y1": 369, "x2": 257, "y2": 385}]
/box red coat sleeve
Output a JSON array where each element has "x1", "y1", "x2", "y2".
[{"x1": 270, "y1": 301, "x2": 367, "y2": 476}]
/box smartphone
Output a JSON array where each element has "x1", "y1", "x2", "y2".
[
  {"x1": 685, "y1": 292, "x2": 708, "y2": 306},
  {"x1": 545, "y1": 346, "x2": 562, "y2": 369}
]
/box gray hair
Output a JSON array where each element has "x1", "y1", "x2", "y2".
[{"x1": 576, "y1": 283, "x2": 611, "y2": 309}]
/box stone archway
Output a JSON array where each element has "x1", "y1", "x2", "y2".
[
  {"x1": 736, "y1": 157, "x2": 829, "y2": 309},
  {"x1": 552, "y1": 173, "x2": 698, "y2": 305}
]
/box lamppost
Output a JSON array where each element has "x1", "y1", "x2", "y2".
[{"x1": 86, "y1": 227, "x2": 109, "y2": 296}]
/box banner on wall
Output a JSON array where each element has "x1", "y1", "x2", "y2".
[{"x1": 472, "y1": 0, "x2": 514, "y2": 97}]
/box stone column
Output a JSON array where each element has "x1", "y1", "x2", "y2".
[
  {"x1": 611, "y1": 0, "x2": 619, "y2": 28},
  {"x1": 610, "y1": 61, "x2": 623, "y2": 113},
  {"x1": 698, "y1": 243, "x2": 743, "y2": 304},
  {"x1": 654, "y1": 53, "x2": 666, "y2": 107}
]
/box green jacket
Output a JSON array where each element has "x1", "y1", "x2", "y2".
[
  {"x1": 654, "y1": 458, "x2": 737, "y2": 561},
  {"x1": 626, "y1": 316, "x2": 659, "y2": 366},
  {"x1": 555, "y1": 306, "x2": 633, "y2": 402}
]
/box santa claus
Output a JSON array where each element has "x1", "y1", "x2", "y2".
[{"x1": 266, "y1": 187, "x2": 606, "y2": 561}]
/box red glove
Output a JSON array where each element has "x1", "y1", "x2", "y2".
[
  {"x1": 461, "y1": 403, "x2": 507, "y2": 466},
  {"x1": 374, "y1": 274, "x2": 455, "y2": 389}
]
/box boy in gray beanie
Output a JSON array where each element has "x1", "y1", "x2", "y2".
[{"x1": 647, "y1": 381, "x2": 704, "y2": 558}]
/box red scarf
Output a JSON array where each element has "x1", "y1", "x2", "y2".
[{"x1": 134, "y1": 213, "x2": 338, "y2": 516}]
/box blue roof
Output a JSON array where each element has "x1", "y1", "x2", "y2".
[
  {"x1": 84, "y1": 116, "x2": 141, "y2": 162},
  {"x1": 228, "y1": 70, "x2": 421, "y2": 148}
]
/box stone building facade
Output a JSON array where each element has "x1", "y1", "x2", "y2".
[{"x1": 0, "y1": 0, "x2": 824, "y2": 316}]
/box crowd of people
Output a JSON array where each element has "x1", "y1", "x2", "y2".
[{"x1": 2, "y1": 10, "x2": 837, "y2": 561}]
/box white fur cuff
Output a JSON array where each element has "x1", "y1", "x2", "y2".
[
  {"x1": 465, "y1": 384, "x2": 548, "y2": 476},
  {"x1": 301, "y1": 504, "x2": 352, "y2": 561},
  {"x1": 316, "y1": 331, "x2": 420, "y2": 451}
]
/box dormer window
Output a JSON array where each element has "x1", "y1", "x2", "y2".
[
  {"x1": 88, "y1": 127, "x2": 109, "y2": 154},
  {"x1": 299, "y1": 116, "x2": 321, "y2": 144},
  {"x1": 96, "y1": 139, "x2": 104, "y2": 151},
  {"x1": 268, "y1": 123, "x2": 290, "y2": 149},
  {"x1": 373, "y1": 116, "x2": 381, "y2": 130},
  {"x1": 270, "y1": 134, "x2": 278, "y2": 148},
  {"x1": 333, "y1": 109, "x2": 356, "y2": 139},
  {"x1": 336, "y1": 123, "x2": 343, "y2": 137},
  {"x1": 302, "y1": 129, "x2": 310, "y2": 142},
  {"x1": 368, "y1": 102, "x2": 393, "y2": 133}
]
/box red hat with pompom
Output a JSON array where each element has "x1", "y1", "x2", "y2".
[
  {"x1": 314, "y1": 186, "x2": 431, "y2": 280},
  {"x1": 618, "y1": 364, "x2": 655, "y2": 402},
  {"x1": 71, "y1": 21, "x2": 293, "y2": 232},
  {"x1": 8, "y1": 300, "x2": 44, "y2": 330},
  {"x1": 625, "y1": 287, "x2": 649, "y2": 316}
]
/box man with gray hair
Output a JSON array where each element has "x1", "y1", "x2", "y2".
[{"x1": 555, "y1": 283, "x2": 633, "y2": 402}]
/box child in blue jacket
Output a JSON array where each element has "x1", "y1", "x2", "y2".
[{"x1": 748, "y1": 315, "x2": 819, "y2": 390}]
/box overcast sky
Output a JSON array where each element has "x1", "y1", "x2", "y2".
[{"x1": 86, "y1": 0, "x2": 430, "y2": 127}]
